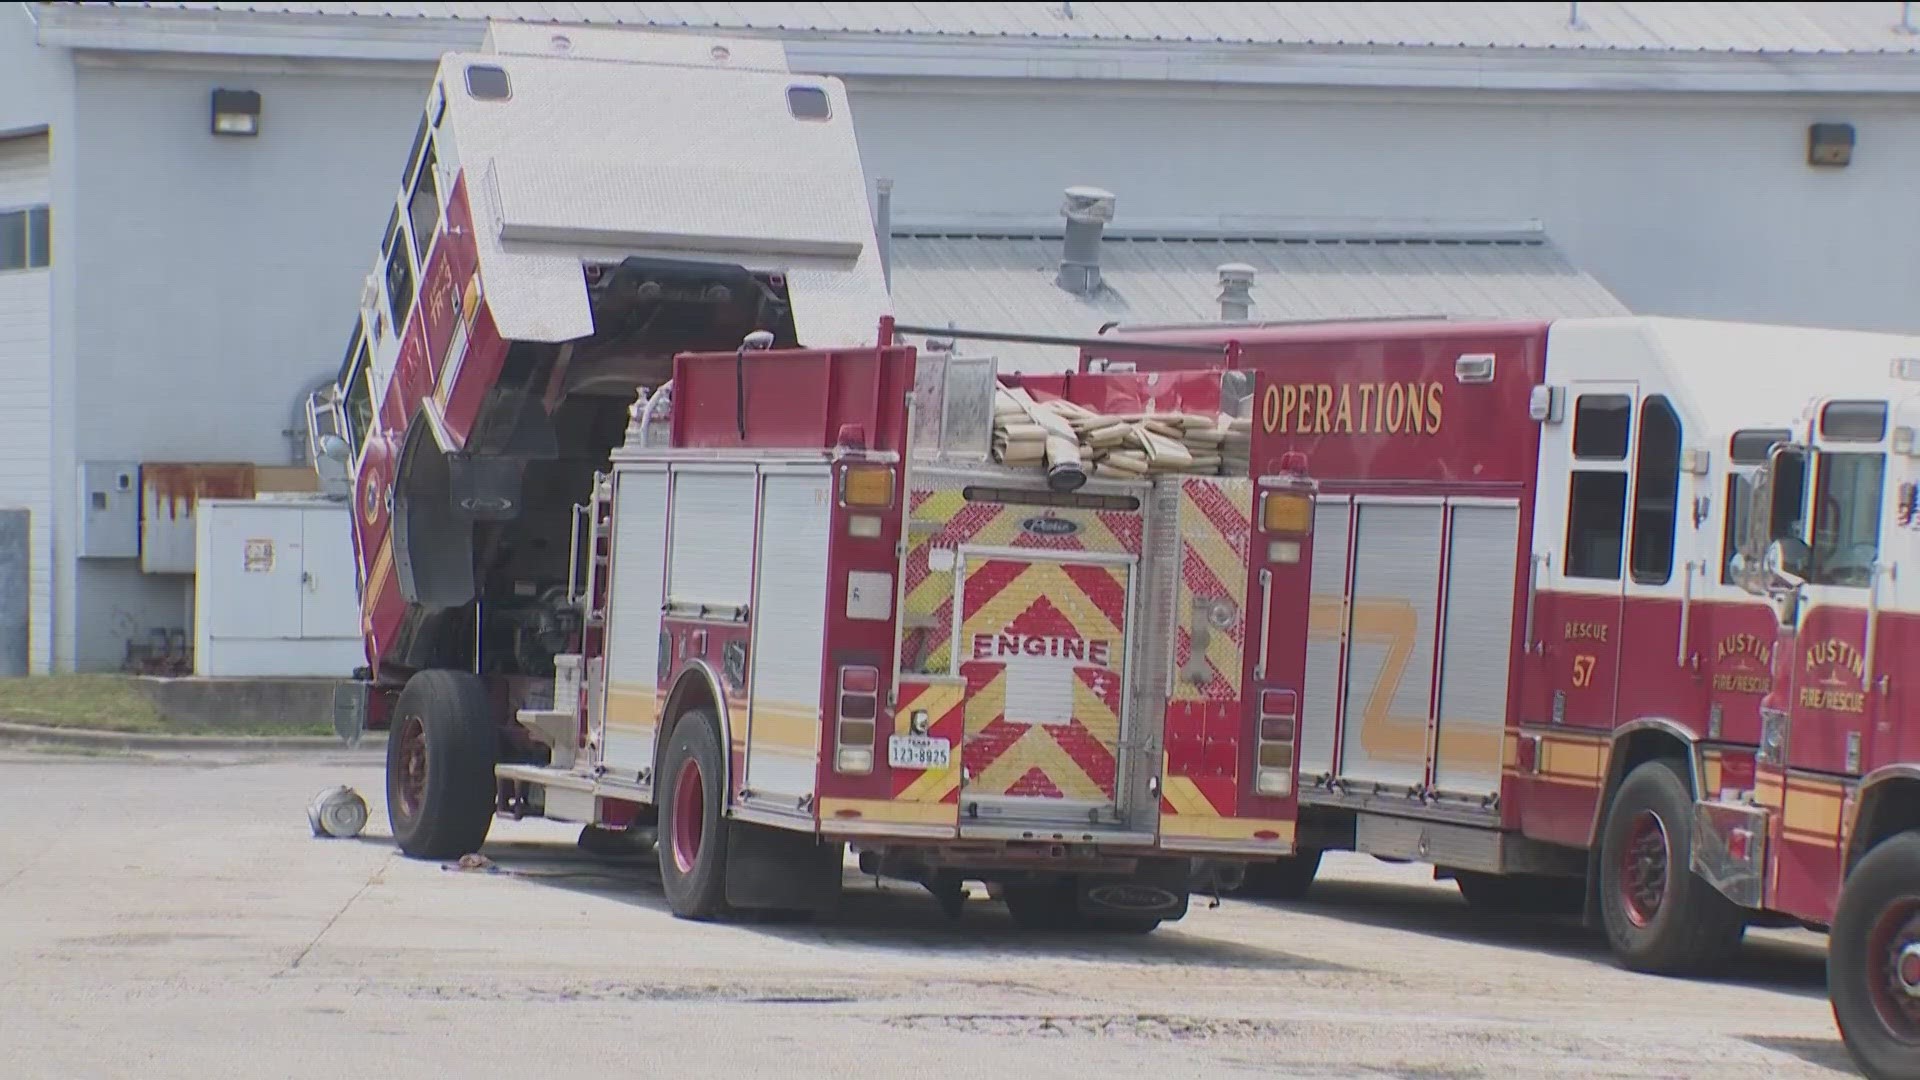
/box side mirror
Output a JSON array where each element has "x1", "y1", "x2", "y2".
[
  {"x1": 318, "y1": 434, "x2": 351, "y2": 464},
  {"x1": 1764, "y1": 536, "x2": 1810, "y2": 585}
]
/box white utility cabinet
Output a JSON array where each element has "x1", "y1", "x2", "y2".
[{"x1": 194, "y1": 497, "x2": 363, "y2": 677}]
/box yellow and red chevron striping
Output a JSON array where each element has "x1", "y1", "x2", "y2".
[
  {"x1": 956, "y1": 556, "x2": 1129, "y2": 804},
  {"x1": 1171, "y1": 477, "x2": 1251, "y2": 705}
]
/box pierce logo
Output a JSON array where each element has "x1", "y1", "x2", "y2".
[{"x1": 1020, "y1": 515, "x2": 1079, "y2": 537}]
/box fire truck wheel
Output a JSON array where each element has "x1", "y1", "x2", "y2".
[
  {"x1": 657, "y1": 711, "x2": 730, "y2": 920},
  {"x1": 1453, "y1": 870, "x2": 1584, "y2": 918},
  {"x1": 1830, "y1": 830, "x2": 1920, "y2": 1080},
  {"x1": 1237, "y1": 850, "x2": 1323, "y2": 901},
  {"x1": 384, "y1": 670, "x2": 497, "y2": 861},
  {"x1": 1598, "y1": 758, "x2": 1746, "y2": 976}
]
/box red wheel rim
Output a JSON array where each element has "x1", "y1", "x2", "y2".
[
  {"x1": 670, "y1": 756, "x2": 705, "y2": 875},
  {"x1": 1619, "y1": 809, "x2": 1669, "y2": 929},
  {"x1": 397, "y1": 714, "x2": 428, "y2": 819},
  {"x1": 1866, "y1": 898, "x2": 1920, "y2": 1043}
]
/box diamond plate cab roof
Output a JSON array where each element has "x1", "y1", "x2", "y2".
[{"x1": 442, "y1": 23, "x2": 890, "y2": 347}]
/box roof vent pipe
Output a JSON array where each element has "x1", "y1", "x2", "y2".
[
  {"x1": 1217, "y1": 263, "x2": 1255, "y2": 321},
  {"x1": 874, "y1": 178, "x2": 893, "y2": 293},
  {"x1": 1056, "y1": 185, "x2": 1115, "y2": 295}
]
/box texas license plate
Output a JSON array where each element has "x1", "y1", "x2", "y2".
[{"x1": 887, "y1": 734, "x2": 951, "y2": 770}]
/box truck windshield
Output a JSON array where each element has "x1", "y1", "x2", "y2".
[{"x1": 1809, "y1": 451, "x2": 1885, "y2": 587}]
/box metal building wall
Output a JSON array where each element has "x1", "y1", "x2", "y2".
[{"x1": 847, "y1": 81, "x2": 1920, "y2": 335}]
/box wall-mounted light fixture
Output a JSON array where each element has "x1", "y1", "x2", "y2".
[
  {"x1": 211, "y1": 89, "x2": 261, "y2": 137},
  {"x1": 1808, "y1": 122, "x2": 1854, "y2": 168}
]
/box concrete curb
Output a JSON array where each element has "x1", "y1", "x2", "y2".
[{"x1": 0, "y1": 720, "x2": 385, "y2": 753}]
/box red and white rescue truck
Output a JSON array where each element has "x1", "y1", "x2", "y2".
[
  {"x1": 1093, "y1": 316, "x2": 1920, "y2": 1077},
  {"x1": 307, "y1": 24, "x2": 1322, "y2": 931}
]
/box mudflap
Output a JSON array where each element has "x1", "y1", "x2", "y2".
[
  {"x1": 1076, "y1": 856, "x2": 1193, "y2": 923},
  {"x1": 723, "y1": 821, "x2": 845, "y2": 916}
]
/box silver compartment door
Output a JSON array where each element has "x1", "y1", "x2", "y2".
[
  {"x1": 1300, "y1": 496, "x2": 1352, "y2": 781},
  {"x1": 600, "y1": 468, "x2": 668, "y2": 776},
  {"x1": 744, "y1": 470, "x2": 832, "y2": 807},
  {"x1": 1338, "y1": 500, "x2": 1443, "y2": 791},
  {"x1": 1432, "y1": 501, "x2": 1520, "y2": 798}
]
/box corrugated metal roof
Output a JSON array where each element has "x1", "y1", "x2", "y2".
[
  {"x1": 79, "y1": 2, "x2": 1920, "y2": 54},
  {"x1": 887, "y1": 230, "x2": 1628, "y2": 370}
]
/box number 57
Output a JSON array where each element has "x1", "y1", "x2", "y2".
[{"x1": 1571, "y1": 654, "x2": 1596, "y2": 689}]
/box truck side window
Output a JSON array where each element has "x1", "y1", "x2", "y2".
[
  {"x1": 1629, "y1": 396, "x2": 1681, "y2": 585},
  {"x1": 382, "y1": 208, "x2": 413, "y2": 332},
  {"x1": 1809, "y1": 451, "x2": 1885, "y2": 588},
  {"x1": 1720, "y1": 428, "x2": 1792, "y2": 583},
  {"x1": 344, "y1": 337, "x2": 375, "y2": 457},
  {"x1": 406, "y1": 134, "x2": 440, "y2": 266},
  {"x1": 1565, "y1": 394, "x2": 1632, "y2": 580}
]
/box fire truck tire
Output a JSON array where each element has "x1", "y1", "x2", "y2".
[
  {"x1": 1598, "y1": 758, "x2": 1746, "y2": 976},
  {"x1": 1453, "y1": 870, "x2": 1584, "y2": 918},
  {"x1": 385, "y1": 670, "x2": 497, "y2": 861},
  {"x1": 657, "y1": 711, "x2": 730, "y2": 920},
  {"x1": 1829, "y1": 830, "x2": 1920, "y2": 1080},
  {"x1": 1238, "y1": 850, "x2": 1322, "y2": 901}
]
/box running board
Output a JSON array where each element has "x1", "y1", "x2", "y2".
[
  {"x1": 495, "y1": 763, "x2": 655, "y2": 824},
  {"x1": 1351, "y1": 811, "x2": 1583, "y2": 877}
]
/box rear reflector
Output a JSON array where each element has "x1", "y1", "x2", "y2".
[
  {"x1": 842, "y1": 466, "x2": 894, "y2": 508},
  {"x1": 1261, "y1": 491, "x2": 1311, "y2": 535},
  {"x1": 840, "y1": 666, "x2": 879, "y2": 693}
]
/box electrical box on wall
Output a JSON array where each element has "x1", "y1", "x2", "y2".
[{"x1": 78, "y1": 460, "x2": 140, "y2": 559}]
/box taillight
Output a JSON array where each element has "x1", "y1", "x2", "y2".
[
  {"x1": 1255, "y1": 687, "x2": 1298, "y2": 797},
  {"x1": 836, "y1": 665, "x2": 879, "y2": 774}
]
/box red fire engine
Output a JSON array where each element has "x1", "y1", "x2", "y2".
[
  {"x1": 308, "y1": 24, "x2": 1319, "y2": 931},
  {"x1": 1095, "y1": 315, "x2": 1920, "y2": 1078}
]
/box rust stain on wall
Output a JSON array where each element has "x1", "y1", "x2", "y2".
[{"x1": 143, "y1": 464, "x2": 258, "y2": 521}]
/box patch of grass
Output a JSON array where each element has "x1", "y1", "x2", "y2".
[
  {"x1": 0, "y1": 675, "x2": 168, "y2": 732},
  {"x1": 0, "y1": 676, "x2": 334, "y2": 737}
]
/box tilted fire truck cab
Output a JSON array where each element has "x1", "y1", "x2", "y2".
[
  {"x1": 1095, "y1": 315, "x2": 1920, "y2": 1071},
  {"x1": 312, "y1": 24, "x2": 1317, "y2": 930}
]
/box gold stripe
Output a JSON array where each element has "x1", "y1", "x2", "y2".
[
  {"x1": 746, "y1": 702, "x2": 818, "y2": 751},
  {"x1": 819, "y1": 797, "x2": 955, "y2": 826},
  {"x1": 1783, "y1": 785, "x2": 1843, "y2": 836},
  {"x1": 1161, "y1": 816, "x2": 1296, "y2": 842},
  {"x1": 604, "y1": 685, "x2": 658, "y2": 740},
  {"x1": 364, "y1": 535, "x2": 394, "y2": 611},
  {"x1": 1540, "y1": 738, "x2": 1606, "y2": 779}
]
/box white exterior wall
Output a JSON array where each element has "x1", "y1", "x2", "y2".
[{"x1": 0, "y1": 132, "x2": 51, "y2": 674}]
